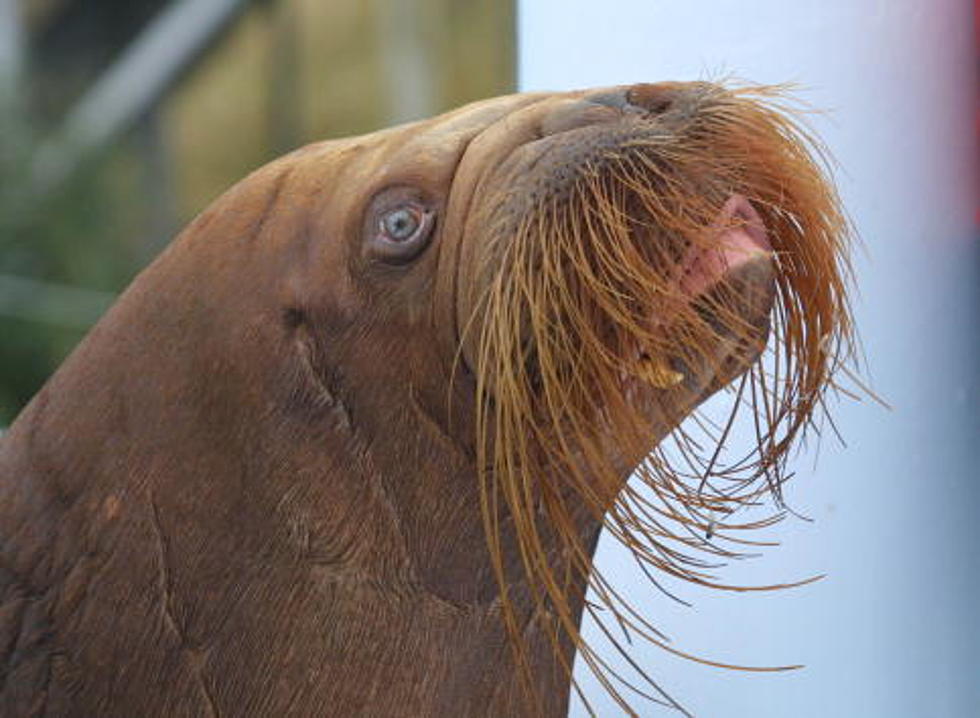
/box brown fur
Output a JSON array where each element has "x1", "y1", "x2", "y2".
[{"x1": 0, "y1": 83, "x2": 853, "y2": 717}]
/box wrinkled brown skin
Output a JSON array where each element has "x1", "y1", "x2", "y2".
[{"x1": 0, "y1": 84, "x2": 774, "y2": 717}]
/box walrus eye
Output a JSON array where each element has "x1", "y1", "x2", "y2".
[
  {"x1": 381, "y1": 207, "x2": 421, "y2": 241},
  {"x1": 369, "y1": 201, "x2": 436, "y2": 263}
]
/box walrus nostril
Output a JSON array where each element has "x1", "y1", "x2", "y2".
[
  {"x1": 624, "y1": 82, "x2": 682, "y2": 115},
  {"x1": 583, "y1": 83, "x2": 678, "y2": 116}
]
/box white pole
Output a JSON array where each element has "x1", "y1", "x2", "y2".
[
  {"x1": 0, "y1": 0, "x2": 24, "y2": 150},
  {"x1": 519, "y1": 2, "x2": 978, "y2": 716},
  {"x1": 0, "y1": 0, "x2": 23, "y2": 100}
]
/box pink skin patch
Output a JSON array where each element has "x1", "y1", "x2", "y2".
[
  {"x1": 625, "y1": 195, "x2": 775, "y2": 394},
  {"x1": 679, "y1": 195, "x2": 773, "y2": 298}
]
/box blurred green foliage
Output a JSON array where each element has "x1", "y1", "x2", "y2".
[
  {"x1": 0, "y1": 0, "x2": 515, "y2": 426},
  {"x1": 0, "y1": 135, "x2": 145, "y2": 424}
]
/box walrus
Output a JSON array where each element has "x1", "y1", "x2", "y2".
[{"x1": 0, "y1": 82, "x2": 853, "y2": 717}]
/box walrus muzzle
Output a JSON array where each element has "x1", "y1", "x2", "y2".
[{"x1": 445, "y1": 81, "x2": 851, "y2": 708}]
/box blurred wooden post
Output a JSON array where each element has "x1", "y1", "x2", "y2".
[
  {"x1": 266, "y1": 0, "x2": 303, "y2": 154},
  {"x1": 372, "y1": 0, "x2": 437, "y2": 125}
]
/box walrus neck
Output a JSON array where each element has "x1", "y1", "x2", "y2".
[
  {"x1": 326, "y1": 362, "x2": 603, "y2": 609},
  {"x1": 289, "y1": 361, "x2": 604, "y2": 715},
  {"x1": 0, "y1": 329, "x2": 595, "y2": 718},
  {"x1": 262, "y1": 368, "x2": 602, "y2": 717}
]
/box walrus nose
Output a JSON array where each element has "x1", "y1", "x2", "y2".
[
  {"x1": 539, "y1": 82, "x2": 705, "y2": 137},
  {"x1": 584, "y1": 82, "x2": 691, "y2": 117}
]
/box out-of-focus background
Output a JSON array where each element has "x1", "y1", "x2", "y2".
[
  {"x1": 2, "y1": 2, "x2": 978, "y2": 717},
  {"x1": 0, "y1": 0, "x2": 514, "y2": 424}
]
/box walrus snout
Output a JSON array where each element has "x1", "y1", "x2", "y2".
[
  {"x1": 455, "y1": 85, "x2": 780, "y2": 405},
  {"x1": 535, "y1": 81, "x2": 710, "y2": 140},
  {"x1": 584, "y1": 81, "x2": 706, "y2": 118}
]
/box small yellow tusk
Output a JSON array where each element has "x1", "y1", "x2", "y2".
[{"x1": 636, "y1": 356, "x2": 685, "y2": 389}]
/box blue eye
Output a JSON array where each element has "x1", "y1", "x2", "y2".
[
  {"x1": 381, "y1": 207, "x2": 421, "y2": 241},
  {"x1": 366, "y1": 192, "x2": 436, "y2": 264}
]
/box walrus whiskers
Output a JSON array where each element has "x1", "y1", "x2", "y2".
[{"x1": 465, "y1": 84, "x2": 854, "y2": 714}]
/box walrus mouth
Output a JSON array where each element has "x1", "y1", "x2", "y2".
[
  {"x1": 681, "y1": 194, "x2": 772, "y2": 299},
  {"x1": 457, "y1": 81, "x2": 855, "y2": 710},
  {"x1": 634, "y1": 194, "x2": 775, "y2": 393}
]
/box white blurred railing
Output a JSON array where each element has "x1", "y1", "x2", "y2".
[
  {"x1": 29, "y1": 0, "x2": 251, "y2": 199},
  {"x1": 0, "y1": 273, "x2": 115, "y2": 329}
]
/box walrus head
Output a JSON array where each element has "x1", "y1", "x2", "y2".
[{"x1": 0, "y1": 82, "x2": 854, "y2": 716}]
